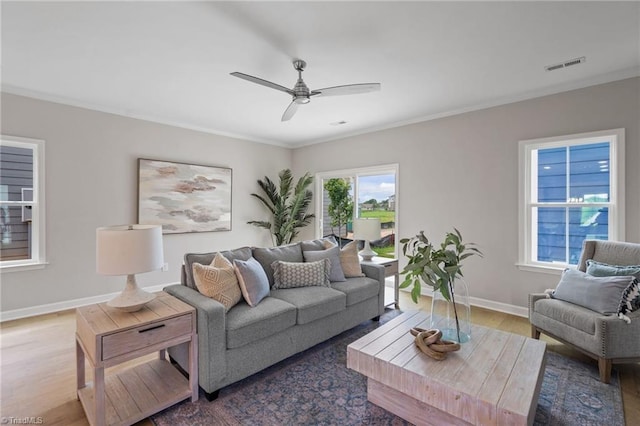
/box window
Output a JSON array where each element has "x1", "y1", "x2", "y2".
[
  {"x1": 518, "y1": 129, "x2": 624, "y2": 271},
  {"x1": 0, "y1": 135, "x2": 46, "y2": 270},
  {"x1": 316, "y1": 164, "x2": 398, "y2": 258}
]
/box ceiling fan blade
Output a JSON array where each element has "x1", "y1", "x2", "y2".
[
  {"x1": 311, "y1": 83, "x2": 381, "y2": 97},
  {"x1": 281, "y1": 101, "x2": 299, "y2": 122},
  {"x1": 230, "y1": 72, "x2": 294, "y2": 95}
]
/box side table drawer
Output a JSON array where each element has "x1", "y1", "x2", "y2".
[
  {"x1": 102, "y1": 314, "x2": 192, "y2": 360},
  {"x1": 383, "y1": 261, "x2": 398, "y2": 276}
]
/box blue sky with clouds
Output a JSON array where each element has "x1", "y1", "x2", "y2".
[{"x1": 358, "y1": 174, "x2": 395, "y2": 202}]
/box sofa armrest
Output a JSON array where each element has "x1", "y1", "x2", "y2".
[
  {"x1": 528, "y1": 293, "x2": 549, "y2": 321},
  {"x1": 361, "y1": 263, "x2": 386, "y2": 315},
  {"x1": 163, "y1": 284, "x2": 228, "y2": 393}
]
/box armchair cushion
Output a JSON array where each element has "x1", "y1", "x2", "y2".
[
  {"x1": 551, "y1": 269, "x2": 634, "y2": 315},
  {"x1": 586, "y1": 259, "x2": 640, "y2": 279}
]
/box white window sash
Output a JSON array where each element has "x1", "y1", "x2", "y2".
[
  {"x1": 0, "y1": 135, "x2": 46, "y2": 271},
  {"x1": 518, "y1": 128, "x2": 624, "y2": 272}
]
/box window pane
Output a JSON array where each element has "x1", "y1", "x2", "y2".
[
  {"x1": 569, "y1": 206, "x2": 608, "y2": 264},
  {"x1": 0, "y1": 144, "x2": 34, "y2": 262},
  {"x1": 569, "y1": 142, "x2": 610, "y2": 202},
  {"x1": 536, "y1": 206, "x2": 608, "y2": 265},
  {"x1": 536, "y1": 207, "x2": 566, "y2": 262},
  {"x1": 357, "y1": 174, "x2": 396, "y2": 258},
  {"x1": 0, "y1": 206, "x2": 30, "y2": 260},
  {"x1": 537, "y1": 147, "x2": 566, "y2": 202},
  {"x1": 321, "y1": 177, "x2": 354, "y2": 239}
]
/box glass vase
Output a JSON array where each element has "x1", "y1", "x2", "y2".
[{"x1": 430, "y1": 278, "x2": 471, "y2": 343}]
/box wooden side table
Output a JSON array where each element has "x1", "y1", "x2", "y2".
[
  {"x1": 76, "y1": 291, "x2": 198, "y2": 426},
  {"x1": 362, "y1": 257, "x2": 399, "y2": 309}
]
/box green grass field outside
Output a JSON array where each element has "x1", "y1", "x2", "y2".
[{"x1": 360, "y1": 210, "x2": 395, "y2": 223}]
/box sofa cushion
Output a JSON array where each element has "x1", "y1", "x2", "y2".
[
  {"x1": 184, "y1": 247, "x2": 253, "y2": 289},
  {"x1": 303, "y1": 245, "x2": 346, "y2": 282},
  {"x1": 323, "y1": 240, "x2": 364, "y2": 278},
  {"x1": 552, "y1": 269, "x2": 634, "y2": 315},
  {"x1": 226, "y1": 297, "x2": 297, "y2": 349},
  {"x1": 533, "y1": 298, "x2": 597, "y2": 335},
  {"x1": 330, "y1": 276, "x2": 380, "y2": 306},
  {"x1": 272, "y1": 259, "x2": 331, "y2": 289},
  {"x1": 253, "y1": 243, "x2": 303, "y2": 286},
  {"x1": 300, "y1": 236, "x2": 337, "y2": 251},
  {"x1": 234, "y1": 257, "x2": 270, "y2": 307},
  {"x1": 192, "y1": 253, "x2": 242, "y2": 312},
  {"x1": 270, "y1": 287, "x2": 346, "y2": 324}
]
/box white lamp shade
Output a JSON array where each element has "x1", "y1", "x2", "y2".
[
  {"x1": 96, "y1": 225, "x2": 164, "y2": 276},
  {"x1": 353, "y1": 218, "x2": 381, "y2": 241}
]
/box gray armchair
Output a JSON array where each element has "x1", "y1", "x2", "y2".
[{"x1": 529, "y1": 240, "x2": 640, "y2": 383}]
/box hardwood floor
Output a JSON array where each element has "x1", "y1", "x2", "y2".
[{"x1": 1, "y1": 293, "x2": 637, "y2": 425}]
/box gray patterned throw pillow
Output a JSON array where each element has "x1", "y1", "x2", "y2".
[{"x1": 271, "y1": 259, "x2": 331, "y2": 289}]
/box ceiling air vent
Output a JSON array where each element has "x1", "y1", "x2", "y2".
[{"x1": 545, "y1": 56, "x2": 586, "y2": 72}]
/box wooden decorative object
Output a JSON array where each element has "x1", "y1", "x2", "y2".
[{"x1": 410, "y1": 327, "x2": 461, "y2": 360}]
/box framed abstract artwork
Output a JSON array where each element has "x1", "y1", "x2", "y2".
[{"x1": 137, "y1": 158, "x2": 232, "y2": 234}]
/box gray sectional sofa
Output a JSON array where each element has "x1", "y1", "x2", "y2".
[{"x1": 163, "y1": 239, "x2": 386, "y2": 400}]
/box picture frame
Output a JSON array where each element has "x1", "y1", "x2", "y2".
[{"x1": 137, "y1": 158, "x2": 232, "y2": 234}]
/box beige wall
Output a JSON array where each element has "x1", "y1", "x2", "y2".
[
  {"x1": 293, "y1": 77, "x2": 640, "y2": 308},
  {"x1": 2, "y1": 77, "x2": 638, "y2": 315},
  {"x1": 0, "y1": 93, "x2": 291, "y2": 312}
]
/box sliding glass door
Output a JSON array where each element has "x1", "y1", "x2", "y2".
[{"x1": 316, "y1": 164, "x2": 398, "y2": 258}]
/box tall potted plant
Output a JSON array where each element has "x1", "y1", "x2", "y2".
[
  {"x1": 400, "y1": 228, "x2": 482, "y2": 343},
  {"x1": 248, "y1": 169, "x2": 314, "y2": 246}
]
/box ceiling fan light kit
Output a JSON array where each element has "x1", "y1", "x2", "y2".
[{"x1": 231, "y1": 59, "x2": 380, "y2": 121}]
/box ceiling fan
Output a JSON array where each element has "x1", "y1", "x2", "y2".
[{"x1": 230, "y1": 59, "x2": 381, "y2": 122}]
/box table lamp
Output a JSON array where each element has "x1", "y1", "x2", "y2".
[
  {"x1": 96, "y1": 224, "x2": 164, "y2": 312},
  {"x1": 353, "y1": 217, "x2": 380, "y2": 261}
]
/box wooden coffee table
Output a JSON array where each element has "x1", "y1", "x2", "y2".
[{"x1": 347, "y1": 311, "x2": 546, "y2": 426}]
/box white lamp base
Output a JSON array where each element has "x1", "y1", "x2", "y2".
[
  {"x1": 359, "y1": 240, "x2": 377, "y2": 262},
  {"x1": 107, "y1": 274, "x2": 156, "y2": 312}
]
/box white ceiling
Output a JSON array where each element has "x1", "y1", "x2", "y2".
[{"x1": 2, "y1": 1, "x2": 639, "y2": 148}]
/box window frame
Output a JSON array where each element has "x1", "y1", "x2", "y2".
[
  {"x1": 315, "y1": 164, "x2": 399, "y2": 256},
  {"x1": 0, "y1": 135, "x2": 47, "y2": 272},
  {"x1": 517, "y1": 128, "x2": 625, "y2": 273}
]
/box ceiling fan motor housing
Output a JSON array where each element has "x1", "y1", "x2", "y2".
[
  {"x1": 293, "y1": 79, "x2": 310, "y2": 103},
  {"x1": 292, "y1": 60, "x2": 310, "y2": 103}
]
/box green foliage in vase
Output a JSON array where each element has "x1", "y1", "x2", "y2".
[
  {"x1": 248, "y1": 169, "x2": 315, "y2": 246},
  {"x1": 400, "y1": 228, "x2": 483, "y2": 303}
]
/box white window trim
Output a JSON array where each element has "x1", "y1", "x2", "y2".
[
  {"x1": 315, "y1": 164, "x2": 399, "y2": 254},
  {"x1": 0, "y1": 135, "x2": 47, "y2": 272},
  {"x1": 517, "y1": 128, "x2": 625, "y2": 273}
]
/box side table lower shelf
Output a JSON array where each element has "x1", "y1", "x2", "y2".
[{"x1": 78, "y1": 359, "x2": 191, "y2": 426}]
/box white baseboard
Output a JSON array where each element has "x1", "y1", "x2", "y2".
[
  {"x1": 0, "y1": 283, "x2": 177, "y2": 322},
  {"x1": 4, "y1": 283, "x2": 529, "y2": 322},
  {"x1": 468, "y1": 296, "x2": 528, "y2": 318},
  {"x1": 400, "y1": 287, "x2": 529, "y2": 318}
]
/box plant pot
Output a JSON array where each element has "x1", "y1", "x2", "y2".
[{"x1": 430, "y1": 278, "x2": 471, "y2": 343}]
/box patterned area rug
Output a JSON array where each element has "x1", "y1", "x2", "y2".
[{"x1": 152, "y1": 311, "x2": 624, "y2": 426}]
